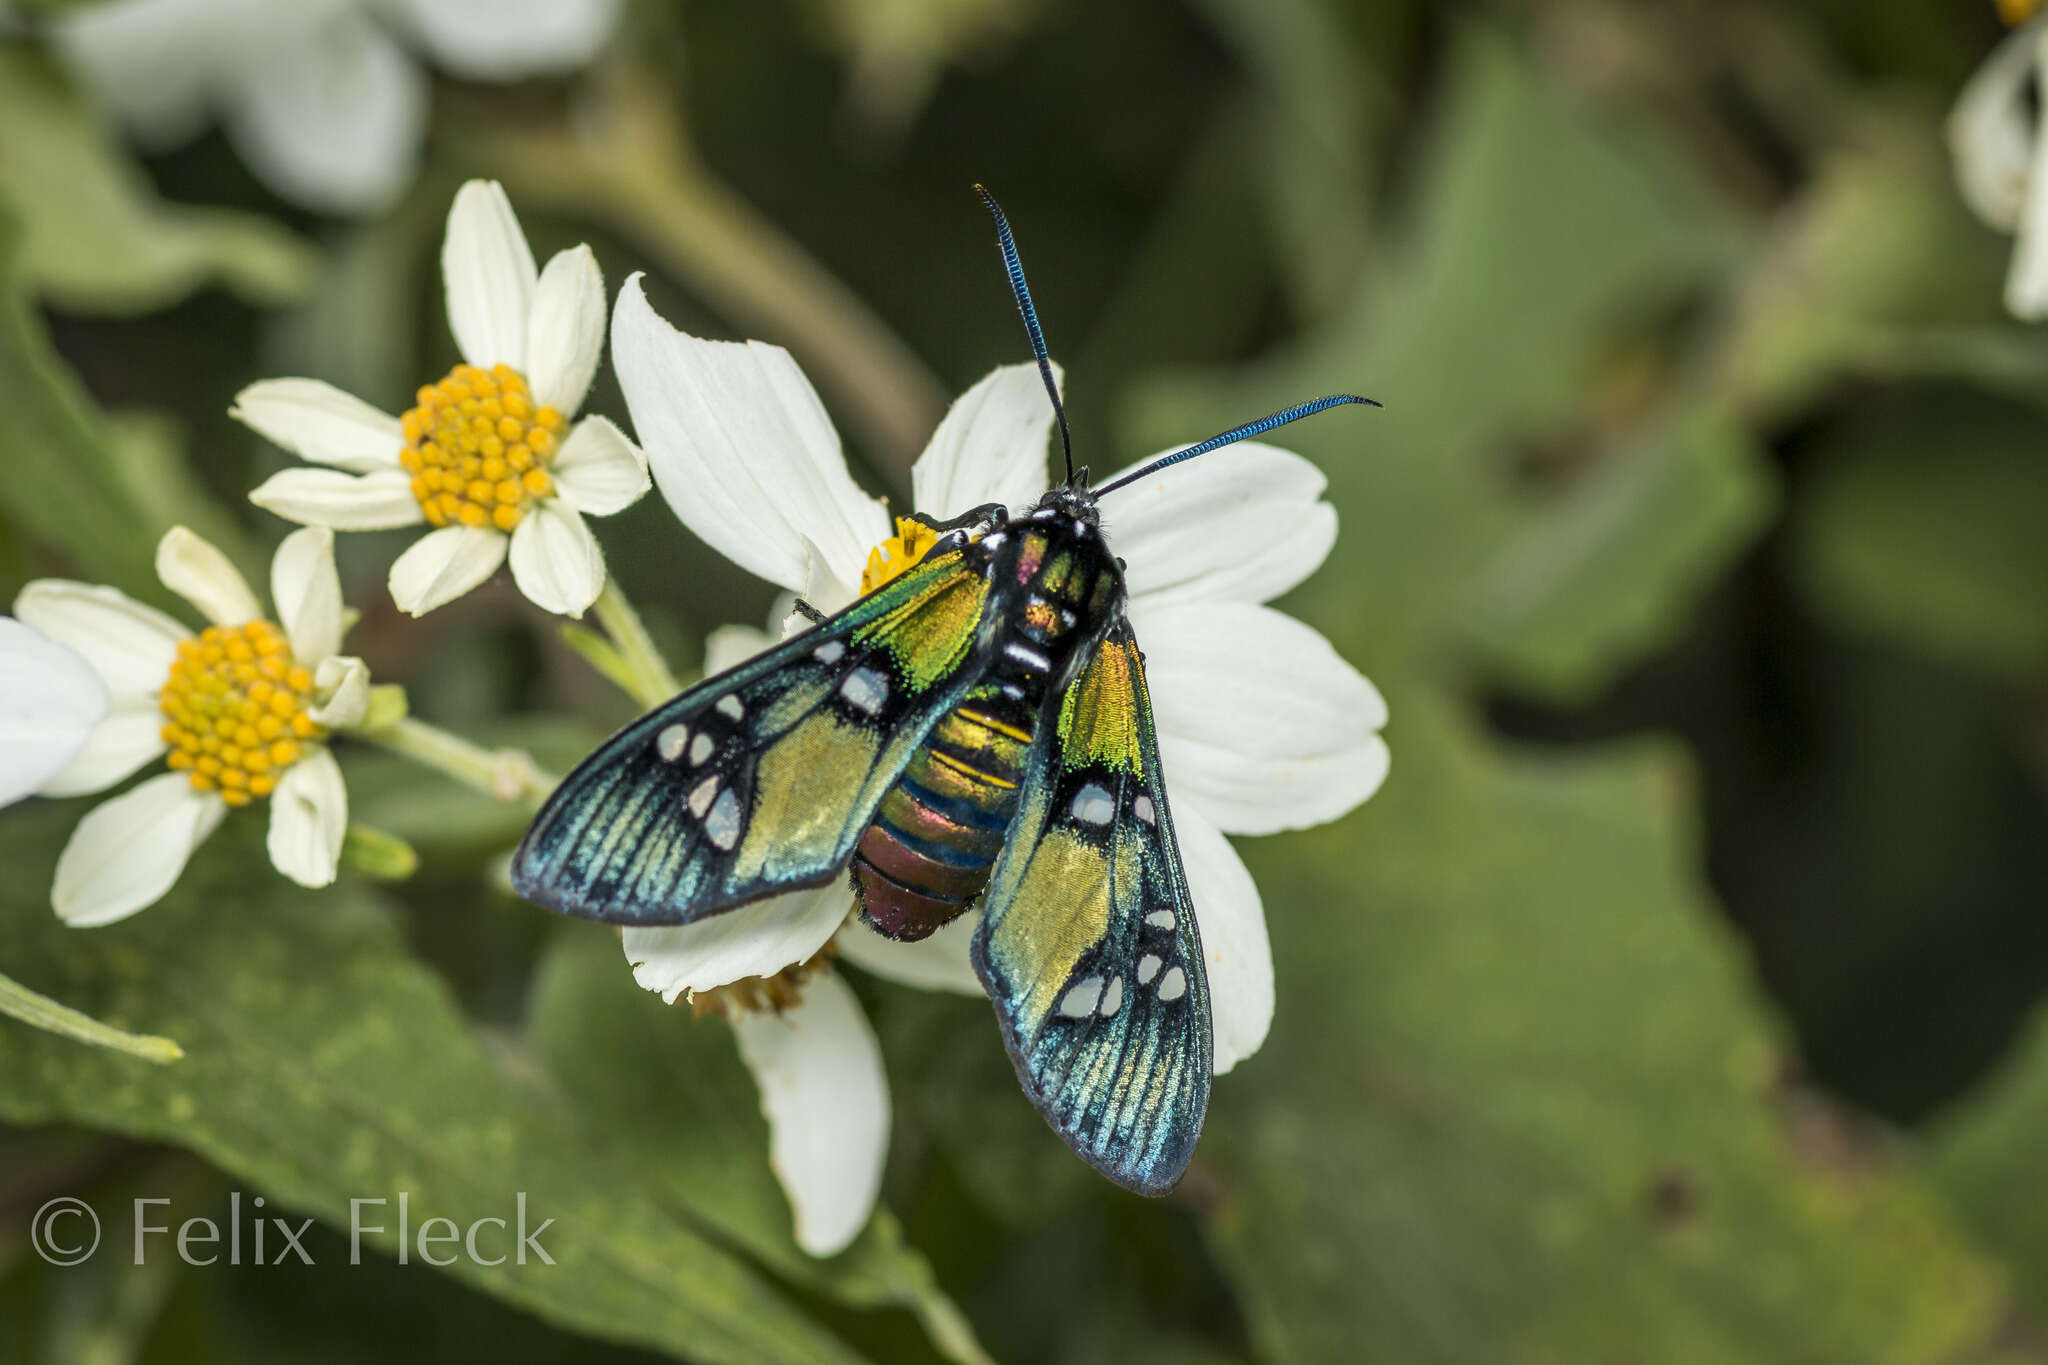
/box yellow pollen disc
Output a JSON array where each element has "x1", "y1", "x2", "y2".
[
  {"x1": 860, "y1": 516, "x2": 941, "y2": 595},
  {"x1": 157, "y1": 621, "x2": 324, "y2": 801},
  {"x1": 2001, "y1": 0, "x2": 2044, "y2": 23},
  {"x1": 398, "y1": 364, "x2": 568, "y2": 530}
]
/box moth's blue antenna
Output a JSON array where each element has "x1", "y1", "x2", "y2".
[
  {"x1": 975, "y1": 184, "x2": 1073, "y2": 483},
  {"x1": 1094, "y1": 395, "x2": 1380, "y2": 497}
]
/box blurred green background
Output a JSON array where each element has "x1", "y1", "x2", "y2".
[{"x1": 5, "y1": 0, "x2": 2048, "y2": 1360}]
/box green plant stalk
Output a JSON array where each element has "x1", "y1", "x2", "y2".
[
  {"x1": 0, "y1": 971, "x2": 183, "y2": 1063},
  {"x1": 360, "y1": 717, "x2": 556, "y2": 813},
  {"x1": 458, "y1": 61, "x2": 946, "y2": 480},
  {"x1": 591, "y1": 576, "x2": 679, "y2": 708}
]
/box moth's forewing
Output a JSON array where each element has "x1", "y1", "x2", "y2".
[
  {"x1": 971, "y1": 618, "x2": 1213, "y2": 1195},
  {"x1": 511, "y1": 544, "x2": 1002, "y2": 925}
]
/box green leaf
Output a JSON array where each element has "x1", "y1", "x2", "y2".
[
  {"x1": 1096, "y1": 24, "x2": 2017, "y2": 1361},
  {"x1": 1467, "y1": 404, "x2": 1780, "y2": 702},
  {"x1": 1791, "y1": 389, "x2": 2048, "y2": 679},
  {"x1": 0, "y1": 49, "x2": 315, "y2": 313},
  {"x1": 0, "y1": 203, "x2": 157, "y2": 590},
  {"x1": 0, "y1": 808, "x2": 870, "y2": 1365},
  {"x1": 1927, "y1": 1005, "x2": 2048, "y2": 1322},
  {"x1": 529, "y1": 931, "x2": 993, "y2": 1365}
]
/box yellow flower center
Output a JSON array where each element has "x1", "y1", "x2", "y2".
[
  {"x1": 860, "y1": 516, "x2": 941, "y2": 595},
  {"x1": 2001, "y1": 0, "x2": 2044, "y2": 24},
  {"x1": 157, "y1": 621, "x2": 322, "y2": 807},
  {"x1": 398, "y1": 363, "x2": 567, "y2": 532}
]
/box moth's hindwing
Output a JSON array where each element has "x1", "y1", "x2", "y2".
[
  {"x1": 511, "y1": 546, "x2": 998, "y2": 925},
  {"x1": 971, "y1": 618, "x2": 1213, "y2": 1195}
]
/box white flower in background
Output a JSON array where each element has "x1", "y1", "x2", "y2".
[
  {"x1": 9, "y1": 526, "x2": 371, "y2": 926},
  {"x1": 608, "y1": 274, "x2": 1389, "y2": 1254},
  {"x1": 235, "y1": 180, "x2": 649, "y2": 618},
  {"x1": 0, "y1": 619, "x2": 108, "y2": 809},
  {"x1": 1950, "y1": 4, "x2": 2048, "y2": 317},
  {"x1": 50, "y1": 0, "x2": 622, "y2": 216}
]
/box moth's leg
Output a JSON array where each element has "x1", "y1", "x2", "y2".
[{"x1": 792, "y1": 598, "x2": 829, "y2": 625}]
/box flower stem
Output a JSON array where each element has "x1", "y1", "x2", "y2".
[
  {"x1": 456, "y1": 60, "x2": 946, "y2": 479},
  {"x1": 591, "y1": 576, "x2": 679, "y2": 708},
  {"x1": 362, "y1": 717, "x2": 556, "y2": 812},
  {"x1": 0, "y1": 971, "x2": 183, "y2": 1063}
]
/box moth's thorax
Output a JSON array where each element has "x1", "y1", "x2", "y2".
[{"x1": 850, "y1": 506, "x2": 1123, "y2": 942}]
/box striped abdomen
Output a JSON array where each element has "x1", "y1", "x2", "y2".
[
  {"x1": 851, "y1": 522, "x2": 1114, "y2": 941},
  {"x1": 852, "y1": 685, "x2": 1033, "y2": 940}
]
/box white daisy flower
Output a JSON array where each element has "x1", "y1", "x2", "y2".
[
  {"x1": 235, "y1": 180, "x2": 650, "y2": 618},
  {"x1": 49, "y1": 0, "x2": 622, "y2": 216},
  {"x1": 607, "y1": 274, "x2": 1389, "y2": 1253},
  {"x1": 1950, "y1": 5, "x2": 2048, "y2": 317},
  {"x1": 0, "y1": 619, "x2": 109, "y2": 809},
  {"x1": 10, "y1": 526, "x2": 372, "y2": 926}
]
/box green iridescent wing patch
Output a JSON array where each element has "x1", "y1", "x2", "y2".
[
  {"x1": 511, "y1": 546, "x2": 996, "y2": 925},
  {"x1": 971, "y1": 618, "x2": 1213, "y2": 1195}
]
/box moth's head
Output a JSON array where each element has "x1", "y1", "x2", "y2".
[{"x1": 1031, "y1": 479, "x2": 1101, "y2": 533}]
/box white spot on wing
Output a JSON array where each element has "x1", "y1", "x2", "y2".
[
  {"x1": 1157, "y1": 965, "x2": 1187, "y2": 1002},
  {"x1": 1099, "y1": 976, "x2": 1124, "y2": 1017},
  {"x1": 839, "y1": 666, "x2": 889, "y2": 715},
  {"x1": 1137, "y1": 954, "x2": 1162, "y2": 985},
  {"x1": 813, "y1": 640, "x2": 845, "y2": 664},
  {"x1": 716, "y1": 695, "x2": 744, "y2": 720},
  {"x1": 656, "y1": 724, "x2": 690, "y2": 762},
  {"x1": 1133, "y1": 793, "x2": 1155, "y2": 825},
  {"x1": 687, "y1": 775, "x2": 719, "y2": 818},
  {"x1": 706, "y1": 787, "x2": 742, "y2": 850},
  {"x1": 1059, "y1": 976, "x2": 1104, "y2": 1018},
  {"x1": 688, "y1": 732, "x2": 715, "y2": 766},
  {"x1": 1070, "y1": 782, "x2": 1114, "y2": 826},
  {"x1": 1145, "y1": 909, "x2": 1175, "y2": 930}
]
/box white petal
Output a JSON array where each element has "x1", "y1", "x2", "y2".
[
  {"x1": 1949, "y1": 19, "x2": 2046, "y2": 232},
  {"x1": 910, "y1": 363, "x2": 1057, "y2": 520},
  {"x1": 53, "y1": 773, "x2": 226, "y2": 928},
  {"x1": 52, "y1": 0, "x2": 238, "y2": 149},
  {"x1": 1134, "y1": 601, "x2": 1388, "y2": 835},
  {"x1": 218, "y1": 4, "x2": 425, "y2": 215},
  {"x1": 443, "y1": 180, "x2": 537, "y2": 370},
  {"x1": 38, "y1": 702, "x2": 167, "y2": 799},
  {"x1": 507, "y1": 499, "x2": 605, "y2": 617},
  {"x1": 0, "y1": 619, "x2": 109, "y2": 807},
  {"x1": 2008, "y1": 38, "x2": 2048, "y2": 320},
  {"x1": 526, "y1": 245, "x2": 606, "y2": 415},
  {"x1": 704, "y1": 623, "x2": 775, "y2": 675},
  {"x1": 271, "y1": 526, "x2": 344, "y2": 664},
  {"x1": 250, "y1": 467, "x2": 426, "y2": 531},
  {"x1": 14, "y1": 581, "x2": 185, "y2": 699},
  {"x1": 387, "y1": 524, "x2": 508, "y2": 616},
  {"x1": 230, "y1": 379, "x2": 403, "y2": 472},
  {"x1": 835, "y1": 913, "x2": 983, "y2": 995},
  {"x1": 612, "y1": 275, "x2": 886, "y2": 594},
  {"x1": 1172, "y1": 805, "x2": 1272, "y2": 1075},
  {"x1": 267, "y1": 747, "x2": 346, "y2": 888},
  {"x1": 624, "y1": 885, "x2": 851, "y2": 1001},
  {"x1": 550, "y1": 416, "x2": 650, "y2": 516},
  {"x1": 307, "y1": 656, "x2": 370, "y2": 730},
  {"x1": 730, "y1": 970, "x2": 889, "y2": 1257},
  {"x1": 1105, "y1": 442, "x2": 1337, "y2": 609},
  {"x1": 384, "y1": 0, "x2": 621, "y2": 79},
  {"x1": 156, "y1": 526, "x2": 260, "y2": 628},
  {"x1": 797, "y1": 536, "x2": 865, "y2": 622}
]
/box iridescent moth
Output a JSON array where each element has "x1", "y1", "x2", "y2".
[{"x1": 511, "y1": 188, "x2": 1373, "y2": 1195}]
